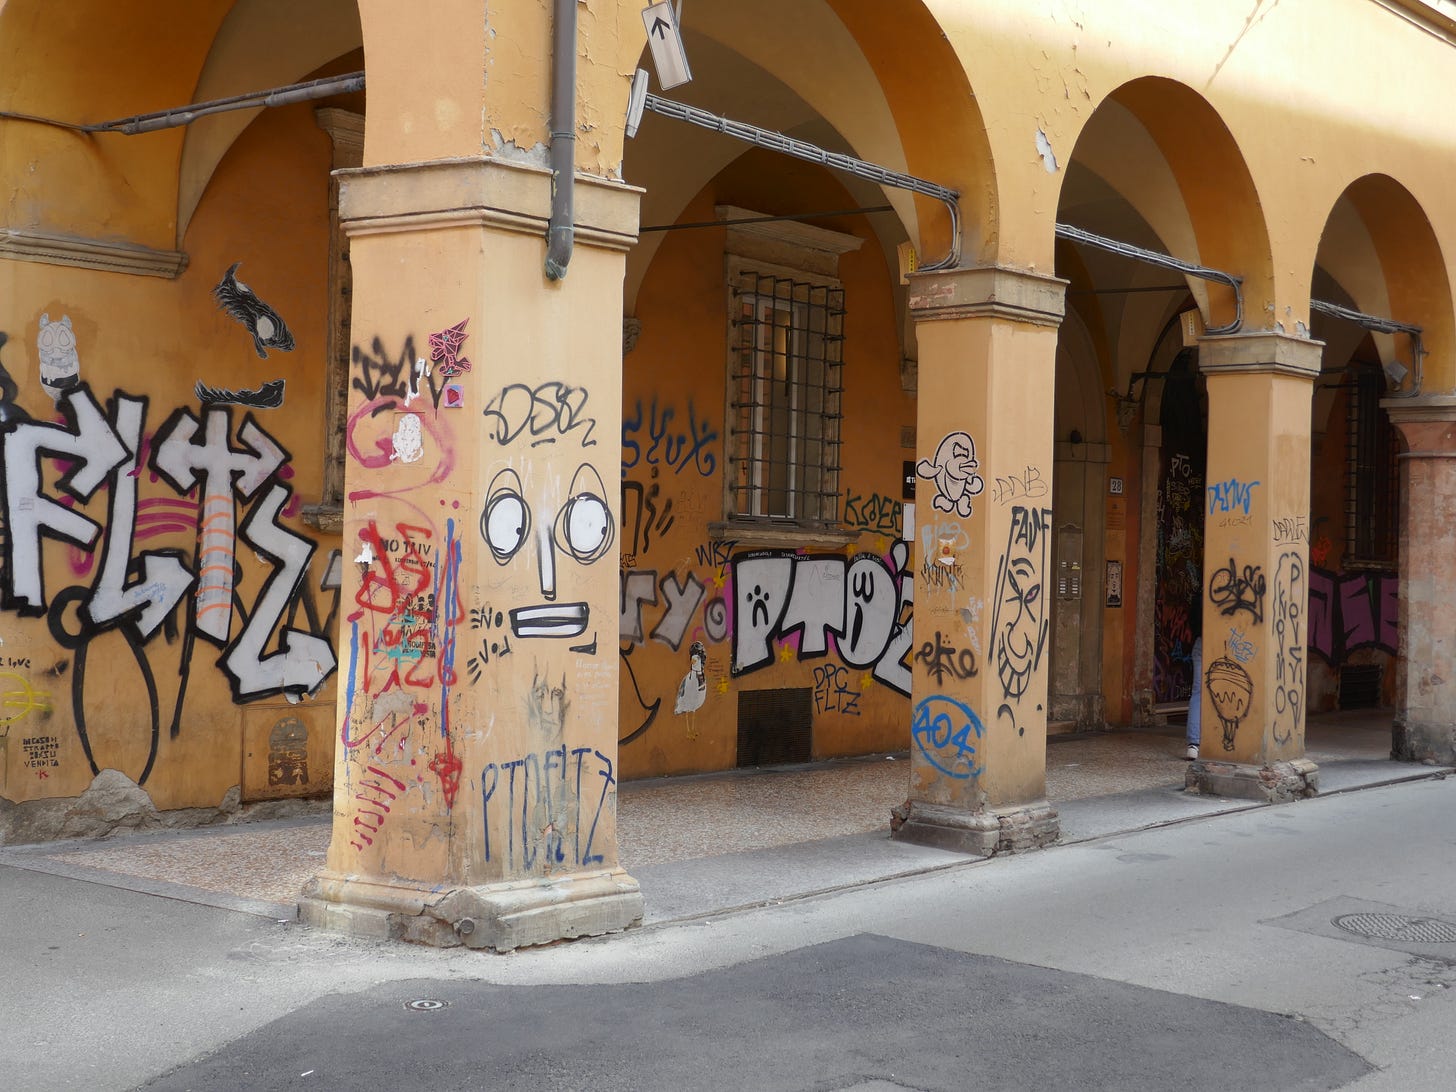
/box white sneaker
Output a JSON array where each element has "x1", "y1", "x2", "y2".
[{"x1": 1185, "y1": 744, "x2": 1199, "y2": 760}]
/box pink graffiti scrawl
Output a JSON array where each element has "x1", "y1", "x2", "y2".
[{"x1": 429, "y1": 319, "x2": 471, "y2": 378}]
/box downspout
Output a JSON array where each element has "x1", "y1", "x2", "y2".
[{"x1": 544, "y1": 0, "x2": 577, "y2": 281}]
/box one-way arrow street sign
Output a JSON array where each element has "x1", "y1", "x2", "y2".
[{"x1": 641, "y1": 2, "x2": 692, "y2": 90}]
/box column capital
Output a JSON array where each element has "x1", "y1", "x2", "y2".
[
  {"x1": 907, "y1": 265, "x2": 1067, "y2": 328},
  {"x1": 337, "y1": 156, "x2": 642, "y2": 251},
  {"x1": 315, "y1": 107, "x2": 365, "y2": 166},
  {"x1": 1198, "y1": 331, "x2": 1323, "y2": 378},
  {"x1": 1384, "y1": 396, "x2": 1456, "y2": 454}
]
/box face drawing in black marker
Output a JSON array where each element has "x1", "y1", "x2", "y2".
[{"x1": 482, "y1": 462, "x2": 614, "y2": 640}]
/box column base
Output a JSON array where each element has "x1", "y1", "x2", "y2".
[
  {"x1": 890, "y1": 799, "x2": 1059, "y2": 856},
  {"x1": 1392, "y1": 716, "x2": 1456, "y2": 765},
  {"x1": 298, "y1": 867, "x2": 644, "y2": 952},
  {"x1": 1186, "y1": 758, "x2": 1319, "y2": 802}
]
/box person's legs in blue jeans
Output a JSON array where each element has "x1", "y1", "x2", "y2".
[{"x1": 1186, "y1": 636, "x2": 1203, "y2": 759}]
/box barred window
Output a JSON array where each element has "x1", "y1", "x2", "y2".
[
  {"x1": 1345, "y1": 362, "x2": 1399, "y2": 568},
  {"x1": 727, "y1": 271, "x2": 845, "y2": 525}
]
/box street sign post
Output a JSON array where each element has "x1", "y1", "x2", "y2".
[{"x1": 641, "y1": 2, "x2": 692, "y2": 90}]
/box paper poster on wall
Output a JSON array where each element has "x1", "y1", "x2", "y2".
[{"x1": 1106, "y1": 559, "x2": 1124, "y2": 608}]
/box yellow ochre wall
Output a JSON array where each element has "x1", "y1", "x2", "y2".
[
  {"x1": 619, "y1": 152, "x2": 914, "y2": 779},
  {"x1": 0, "y1": 99, "x2": 341, "y2": 816},
  {"x1": 6, "y1": 0, "x2": 1456, "y2": 830}
]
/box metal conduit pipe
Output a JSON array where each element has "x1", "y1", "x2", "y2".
[
  {"x1": 642, "y1": 92, "x2": 962, "y2": 271},
  {"x1": 544, "y1": 0, "x2": 578, "y2": 281},
  {"x1": 102, "y1": 73, "x2": 366, "y2": 135},
  {"x1": 1055, "y1": 222, "x2": 1244, "y2": 335},
  {"x1": 1310, "y1": 297, "x2": 1424, "y2": 398},
  {"x1": 0, "y1": 73, "x2": 366, "y2": 135}
]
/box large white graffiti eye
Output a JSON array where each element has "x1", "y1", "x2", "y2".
[
  {"x1": 486, "y1": 496, "x2": 528, "y2": 559},
  {"x1": 555, "y1": 463, "x2": 615, "y2": 564},
  {"x1": 482, "y1": 468, "x2": 530, "y2": 563},
  {"x1": 563, "y1": 495, "x2": 610, "y2": 557}
]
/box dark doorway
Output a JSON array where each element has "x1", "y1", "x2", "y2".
[{"x1": 1153, "y1": 348, "x2": 1206, "y2": 705}]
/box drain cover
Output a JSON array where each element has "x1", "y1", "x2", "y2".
[
  {"x1": 1333, "y1": 913, "x2": 1456, "y2": 944},
  {"x1": 404, "y1": 999, "x2": 449, "y2": 1012}
]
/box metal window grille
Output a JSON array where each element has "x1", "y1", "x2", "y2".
[
  {"x1": 1345, "y1": 364, "x2": 1399, "y2": 567},
  {"x1": 728, "y1": 272, "x2": 845, "y2": 524}
]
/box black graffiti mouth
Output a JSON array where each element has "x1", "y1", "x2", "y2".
[{"x1": 510, "y1": 602, "x2": 589, "y2": 638}]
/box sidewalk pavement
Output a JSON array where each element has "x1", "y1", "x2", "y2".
[{"x1": 0, "y1": 711, "x2": 1441, "y2": 931}]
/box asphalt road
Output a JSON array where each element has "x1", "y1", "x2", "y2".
[{"x1": 3, "y1": 776, "x2": 1455, "y2": 1091}]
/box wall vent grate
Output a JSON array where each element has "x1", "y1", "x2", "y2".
[{"x1": 736, "y1": 687, "x2": 812, "y2": 767}]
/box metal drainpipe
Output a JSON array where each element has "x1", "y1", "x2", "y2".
[{"x1": 544, "y1": 0, "x2": 577, "y2": 281}]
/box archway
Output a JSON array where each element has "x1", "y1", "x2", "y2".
[
  {"x1": 1306, "y1": 175, "x2": 1456, "y2": 752},
  {"x1": 1053, "y1": 77, "x2": 1273, "y2": 738}
]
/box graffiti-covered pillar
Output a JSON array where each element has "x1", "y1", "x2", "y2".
[
  {"x1": 1188, "y1": 333, "x2": 1321, "y2": 800},
  {"x1": 892, "y1": 267, "x2": 1065, "y2": 856},
  {"x1": 296, "y1": 158, "x2": 644, "y2": 950},
  {"x1": 296, "y1": 1, "x2": 644, "y2": 948},
  {"x1": 1386, "y1": 402, "x2": 1456, "y2": 765}
]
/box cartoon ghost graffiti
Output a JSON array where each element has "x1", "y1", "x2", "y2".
[
  {"x1": 36, "y1": 314, "x2": 81, "y2": 402},
  {"x1": 915, "y1": 431, "x2": 985, "y2": 517}
]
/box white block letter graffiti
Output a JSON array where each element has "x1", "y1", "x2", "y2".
[
  {"x1": 778, "y1": 558, "x2": 846, "y2": 657},
  {"x1": 1, "y1": 385, "x2": 128, "y2": 612},
  {"x1": 652, "y1": 572, "x2": 706, "y2": 652},
  {"x1": 85, "y1": 394, "x2": 193, "y2": 637},
  {"x1": 152, "y1": 407, "x2": 285, "y2": 642},
  {"x1": 220, "y1": 484, "x2": 336, "y2": 699},
  {"x1": 732, "y1": 554, "x2": 794, "y2": 672}
]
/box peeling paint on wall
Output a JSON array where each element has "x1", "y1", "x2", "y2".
[{"x1": 1035, "y1": 129, "x2": 1059, "y2": 173}]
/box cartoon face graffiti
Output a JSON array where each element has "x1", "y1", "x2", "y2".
[
  {"x1": 37, "y1": 313, "x2": 81, "y2": 402},
  {"x1": 916, "y1": 431, "x2": 985, "y2": 517},
  {"x1": 527, "y1": 668, "x2": 569, "y2": 734},
  {"x1": 481, "y1": 462, "x2": 614, "y2": 641},
  {"x1": 991, "y1": 507, "x2": 1051, "y2": 703}
]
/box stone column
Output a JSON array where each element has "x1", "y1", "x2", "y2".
[
  {"x1": 891, "y1": 266, "x2": 1065, "y2": 855},
  {"x1": 1188, "y1": 332, "x2": 1321, "y2": 801},
  {"x1": 1386, "y1": 398, "x2": 1456, "y2": 765},
  {"x1": 297, "y1": 158, "x2": 644, "y2": 950}
]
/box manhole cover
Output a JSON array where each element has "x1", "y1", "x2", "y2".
[
  {"x1": 1333, "y1": 913, "x2": 1456, "y2": 944},
  {"x1": 404, "y1": 999, "x2": 449, "y2": 1012}
]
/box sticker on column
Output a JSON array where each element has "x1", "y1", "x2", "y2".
[
  {"x1": 916, "y1": 431, "x2": 985, "y2": 517},
  {"x1": 429, "y1": 319, "x2": 471, "y2": 377},
  {"x1": 390, "y1": 413, "x2": 424, "y2": 463}
]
